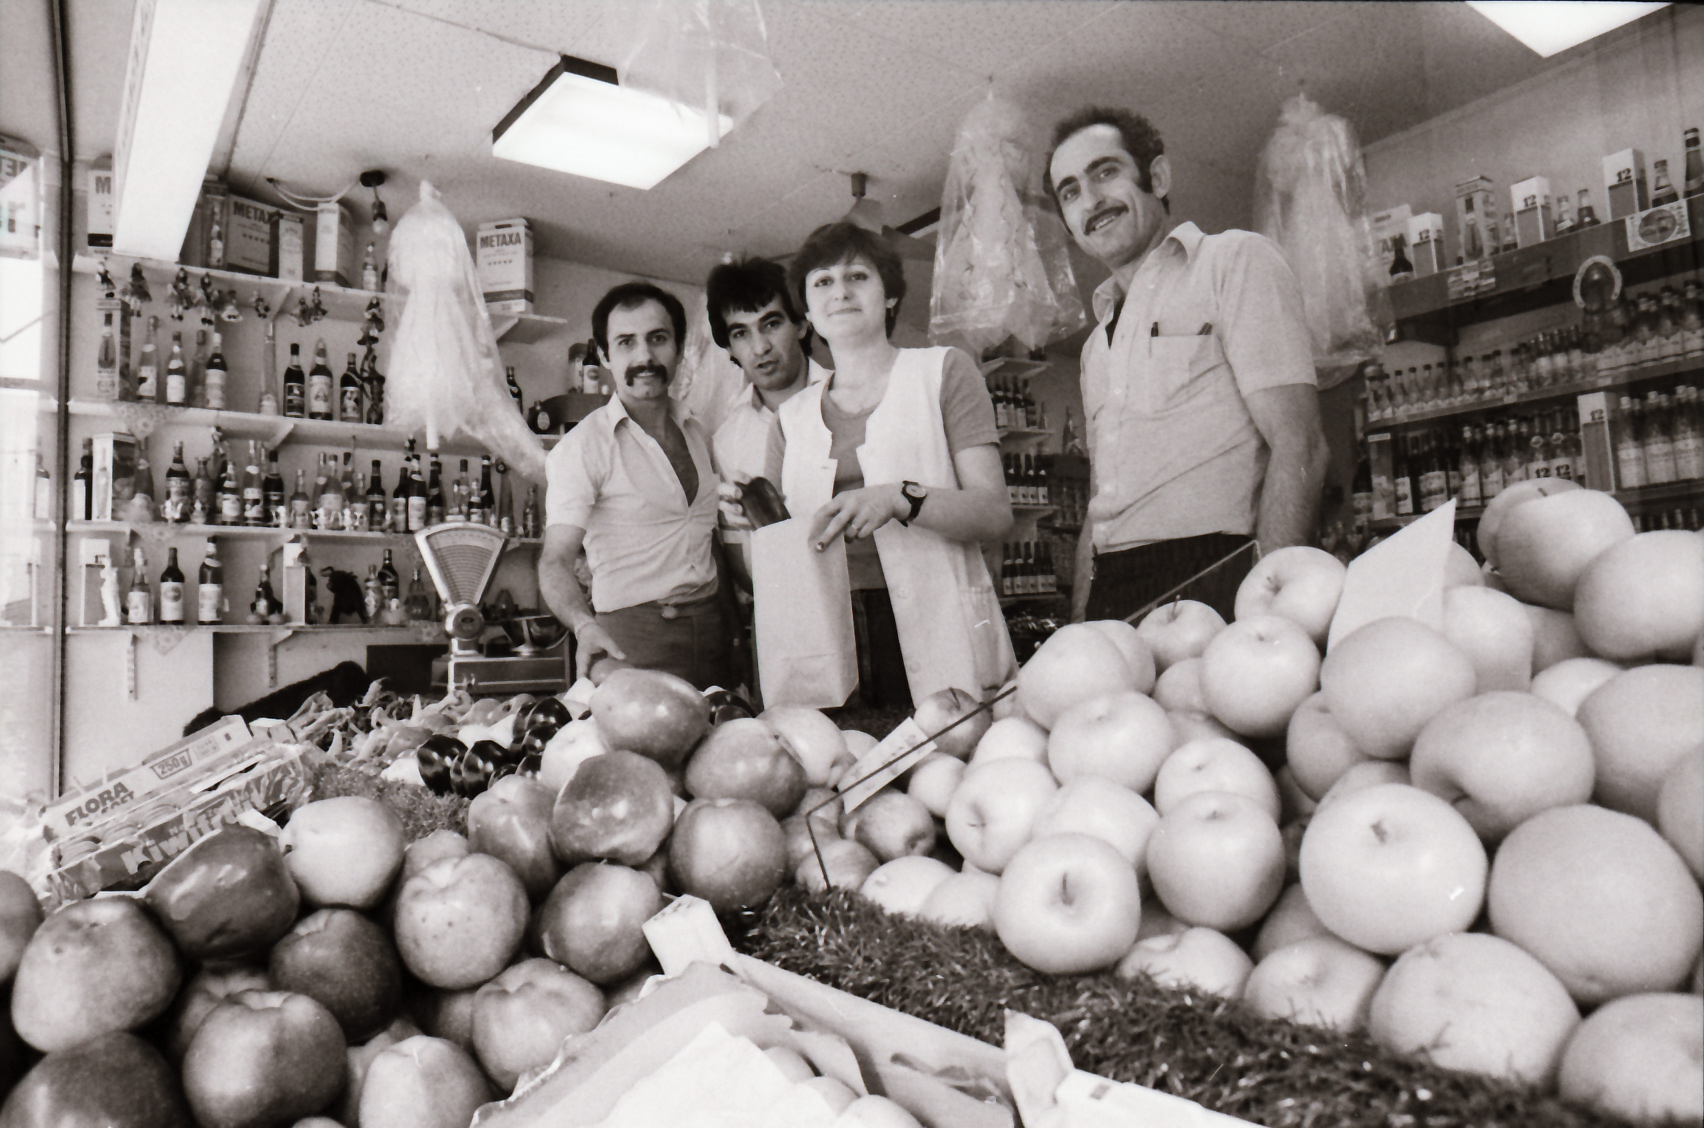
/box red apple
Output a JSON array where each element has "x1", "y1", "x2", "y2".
[
  {"x1": 994, "y1": 833, "x2": 1143, "y2": 975},
  {"x1": 1577, "y1": 663, "x2": 1704, "y2": 822},
  {"x1": 1441, "y1": 586, "x2": 1533, "y2": 692},
  {"x1": 668, "y1": 798, "x2": 789, "y2": 913},
  {"x1": 1284, "y1": 692, "x2": 1368, "y2": 802},
  {"x1": 141, "y1": 825, "x2": 300, "y2": 962},
  {"x1": 181, "y1": 990, "x2": 346, "y2": 1128},
  {"x1": 10, "y1": 896, "x2": 180, "y2": 1053},
  {"x1": 847, "y1": 790, "x2": 937, "y2": 862},
  {"x1": 1557, "y1": 992, "x2": 1703, "y2": 1127},
  {"x1": 1299, "y1": 783, "x2": 1487, "y2": 956},
  {"x1": 1199, "y1": 614, "x2": 1320, "y2": 739},
  {"x1": 1116, "y1": 926, "x2": 1253, "y2": 999},
  {"x1": 1574, "y1": 530, "x2": 1704, "y2": 662},
  {"x1": 1243, "y1": 935, "x2": 1385, "y2": 1034},
  {"x1": 0, "y1": 870, "x2": 42, "y2": 985},
  {"x1": 549, "y1": 749, "x2": 675, "y2": 867},
  {"x1": 1135, "y1": 599, "x2": 1227, "y2": 673},
  {"x1": 945, "y1": 759, "x2": 1058, "y2": 874},
  {"x1": 1045, "y1": 691, "x2": 1175, "y2": 792},
  {"x1": 1146, "y1": 791, "x2": 1285, "y2": 932},
  {"x1": 1409, "y1": 691, "x2": 1595, "y2": 841},
  {"x1": 795, "y1": 838, "x2": 881, "y2": 894},
  {"x1": 535, "y1": 862, "x2": 662, "y2": 984},
  {"x1": 760, "y1": 705, "x2": 849, "y2": 785},
  {"x1": 1319, "y1": 617, "x2": 1477, "y2": 760},
  {"x1": 393, "y1": 853, "x2": 529, "y2": 990},
  {"x1": 358, "y1": 1035, "x2": 493, "y2": 1128},
  {"x1": 1488, "y1": 804, "x2": 1702, "y2": 1004},
  {"x1": 859, "y1": 856, "x2": 957, "y2": 917},
  {"x1": 0, "y1": 1031, "x2": 192, "y2": 1128},
  {"x1": 1017, "y1": 623, "x2": 1139, "y2": 730},
  {"x1": 469, "y1": 774, "x2": 564, "y2": 900},
  {"x1": 1153, "y1": 737, "x2": 1280, "y2": 821},
  {"x1": 471, "y1": 958, "x2": 605, "y2": 1091},
  {"x1": 1234, "y1": 546, "x2": 1346, "y2": 647},
  {"x1": 684, "y1": 717, "x2": 807, "y2": 817},
  {"x1": 1084, "y1": 619, "x2": 1157, "y2": 694},
  {"x1": 589, "y1": 668, "x2": 710, "y2": 769},
  {"x1": 161, "y1": 963, "x2": 271, "y2": 1062},
  {"x1": 280, "y1": 795, "x2": 406, "y2": 911},
  {"x1": 910, "y1": 688, "x2": 992, "y2": 761},
  {"x1": 268, "y1": 907, "x2": 403, "y2": 1042},
  {"x1": 1494, "y1": 486, "x2": 1633, "y2": 609}
]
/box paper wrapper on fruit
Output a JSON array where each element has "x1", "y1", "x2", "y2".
[
  {"x1": 1253, "y1": 93, "x2": 1391, "y2": 386},
  {"x1": 929, "y1": 93, "x2": 1085, "y2": 355},
  {"x1": 384, "y1": 181, "x2": 546, "y2": 484}
]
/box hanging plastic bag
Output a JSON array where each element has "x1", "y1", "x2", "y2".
[
  {"x1": 671, "y1": 287, "x2": 748, "y2": 438},
  {"x1": 930, "y1": 93, "x2": 1085, "y2": 356},
  {"x1": 383, "y1": 182, "x2": 546, "y2": 484},
  {"x1": 620, "y1": 0, "x2": 783, "y2": 151},
  {"x1": 1253, "y1": 93, "x2": 1390, "y2": 386}
]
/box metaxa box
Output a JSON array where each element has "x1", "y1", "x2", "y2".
[{"x1": 477, "y1": 218, "x2": 534, "y2": 314}]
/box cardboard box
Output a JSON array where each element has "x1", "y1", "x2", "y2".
[
  {"x1": 0, "y1": 134, "x2": 42, "y2": 260},
  {"x1": 1578, "y1": 391, "x2": 1613, "y2": 492},
  {"x1": 77, "y1": 538, "x2": 114, "y2": 626},
  {"x1": 1453, "y1": 176, "x2": 1497, "y2": 262},
  {"x1": 94, "y1": 295, "x2": 130, "y2": 400},
  {"x1": 90, "y1": 432, "x2": 139, "y2": 522},
  {"x1": 86, "y1": 158, "x2": 114, "y2": 249},
  {"x1": 221, "y1": 194, "x2": 277, "y2": 276},
  {"x1": 40, "y1": 716, "x2": 253, "y2": 841},
  {"x1": 1406, "y1": 212, "x2": 1445, "y2": 275},
  {"x1": 478, "y1": 217, "x2": 534, "y2": 314},
  {"x1": 277, "y1": 210, "x2": 305, "y2": 282},
  {"x1": 1511, "y1": 176, "x2": 1553, "y2": 247},
  {"x1": 1370, "y1": 205, "x2": 1411, "y2": 273},
  {"x1": 1603, "y1": 149, "x2": 1649, "y2": 220},
  {"x1": 314, "y1": 201, "x2": 356, "y2": 288}
]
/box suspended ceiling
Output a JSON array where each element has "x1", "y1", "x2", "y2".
[{"x1": 1, "y1": 0, "x2": 1689, "y2": 285}]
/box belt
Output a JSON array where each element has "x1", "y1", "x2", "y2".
[{"x1": 627, "y1": 592, "x2": 721, "y2": 621}]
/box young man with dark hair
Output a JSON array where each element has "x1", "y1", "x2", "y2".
[
  {"x1": 1046, "y1": 106, "x2": 1329, "y2": 625},
  {"x1": 539, "y1": 281, "x2": 731, "y2": 688}
]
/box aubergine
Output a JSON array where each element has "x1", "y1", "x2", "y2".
[
  {"x1": 416, "y1": 734, "x2": 465, "y2": 796},
  {"x1": 451, "y1": 746, "x2": 495, "y2": 798}
]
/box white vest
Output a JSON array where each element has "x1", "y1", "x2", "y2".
[{"x1": 776, "y1": 347, "x2": 1016, "y2": 701}]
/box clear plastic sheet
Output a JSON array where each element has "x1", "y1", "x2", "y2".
[
  {"x1": 1253, "y1": 93, "x2": 1391, "y2": 386},
  {"x1": 670, "y1": 287, "x2": 748, "y2": 438},
  {"x1": 383, "y1": 181, "x2": 546, "y2": 483},
  {"x1": 620, "y1": 0, "x2": 784, "y2": 150},
  {"x1": 930, "y1": 93, "x2": 1086, "y2": 356}
]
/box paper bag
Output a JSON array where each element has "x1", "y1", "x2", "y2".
[{"x1": 752, "y1": 518, "x2": 856, "y2": 709}]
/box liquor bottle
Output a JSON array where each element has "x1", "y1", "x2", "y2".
[
  {"x1": 1644, "y1": 392, "x2": 1678, "y2": 485},
  {"x1": 346, "y1": 470, "x2": 368, "y2": 532},
  {"x1": 407, "y1": 448, "x2": 428, "y2": 532},
  {"x1": 127, "y1": 547, "x2": 152, "y2": 625},
  {"x1": 136, "y1": 317, "x2": 160, "y2": 402},
  {"x1": 282, "y1": 343, "x2": 306, "y2": 418},
  {"x1": 1481, "y1": 423, "x2": 1505, "y2": 501},
  {"x1": 1393, "y1": 433, "x2": 1414, "y2": 517},
  {"x1": 505, "y1": 366, "x2": 523, "y2": 405},
  {"x1": 1674, "y1": 387, "x2": 1704, "y2": 480},
  {"x1": 204, "y1": 332, "x2": 227, "y2": 409},
  {"x1": 1350, "y1": 447, "x2": 1374, "y2": 526},
  {"x1": 1388, "y1": 233, "x2": 1414, "y2": 280},
  {"x1": 522, "y1": 485, "x2": 540, "y2": 539},
  {"x1": 257, "y1": 320, "x2": 279, "y2": 416},
  {"x1": 377, "y1": 549, "x2": 400, "y2": 607},
  {"x1": 339, "y1": 353, "x2": 363, "y2": 423},
  {"x1": 366, "y1": 460, "x2": 387, "y2": 529},
  {"x1": 453, "y1": 459, "x2": 471, "y2": 520},
  {"x1": 158, "y1": 548, "x2": 185, "y2": 624},
  {"x1": 262, "y1": 448, "x2": 285, "y2": 527},
  {"x1": 496, "y1": 458, "x2": 514, "y2": 534},
  {"x1": 317, "y1": 453, "x2": 345, "y2": 529},
  {"x1": 1418, "y1": 432, "x2": 1448, "y2": 512},
  {"x1": 188, "y1": 329, "x2": 207, "y2": 407},
  {"x1": 1615, "y1": 395, "x2": 1648, "y2": 489},
  {"x1": 307, "y1": 340, "x2": 334, "y2": 420},
  {"x1": 132, "y1": 440, "x2": 157, "y2": 518},
  {"x1": 426, "y1": 452, "x2": 445, "y2": 526},
  {"x1": 1504, "y1": 417, "x2": 1529, "y2": 485},
  {"x1": 1650, "y1": 159, "x2": 1679, "y2": 207},
  {"x1": 96, "y1": 310, "x2": 119, "y2": 400},
  {"x1": 198, "y1": 540, "x2": 223, "y2": 624},
  {"x1": 240, "y1": 444, "x2": 264, "y2": 526},
  {"x1": 1554, "y1": 191, "x2": 1575, "y2": 234},
  {"x1": 392, "y1": 442, "x2": 413, "y2": 533},
  {"x1": 471, "y1": 455, "x2": 493, "y2": 525},
  {"x1": 289, "y1": 469, "x2": 312, "y2": 529},
  {"x1": 1526, "y1": 415, "x2": 1552, "y2": 479},
  {"x1": 253, "y1": 562, "x2": 280, "y2": 621},
  {"x1": 217, "y1": 456, "x2": 241, "y2": 526},
  {"x1": 1458, "y1": 425, "x2": 1482, "y2": 508},
  {"x1": 164, "y1": 441, "x2": 191, "y2": 523},
  {"x1": 405, "y1": 568, "x2": 434, "y2": 621},
  {"x1": 164, "y1": 332, "x2": 188, "y2": 406},
  {"x1": 73, "y1": 438, "x2": 92, "y2": 521},
  {"x1": 1576, "y1": 188, "x2": 1600, "y2": 227},
  {"x1": 363, "y1": 352, "x2": 385, "y2": 425},
  {"x1": 361, "y1": 243, "x2": 380, "y2": 292}
]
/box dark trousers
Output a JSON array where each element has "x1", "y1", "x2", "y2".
[
  {"x1": 850, "y1": 588, "x2": 912, "y2": 712},
  {"x1": 591, "y1": 595, "x2": 733, "y2": 690},
  {"x1": 1084, "y1": 533, "x2": 1257, "y2": 626}
]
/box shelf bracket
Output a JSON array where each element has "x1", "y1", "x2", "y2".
[
  {"x1": 266, "y1": 628, "x2": 297, "y2": 688},
  {"x1": 126, "y1": 630, "x2": 139, "y2": 699}
]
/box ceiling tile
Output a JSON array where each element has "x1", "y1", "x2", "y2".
[
  {"x1": 1168, "y1": 0, "x2": 1369, "y2": 55},
  {"x1": 838, "y1": 0, "x2": 1117, "y2": 75},
  {"x1": 227, "y1": 0, "x2": 361, "y2": 182},
  {"x1": 379, "y1": 0, "x2": 611, "y2": 55}
]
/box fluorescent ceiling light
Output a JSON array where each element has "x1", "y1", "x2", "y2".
[
  {"x1": 113, "y1": 0, "x2": 265, "y2": 261},
  {"x1": 492, "y1": 56, "x2": 732, "y2": 191},
  {"x1": 1466, "y1": 1, "x2": 1669, "y2": 57}
]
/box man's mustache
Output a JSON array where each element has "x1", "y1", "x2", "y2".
[{"x1": 623, "y1": 363, "x2": 670, "y2": 386}]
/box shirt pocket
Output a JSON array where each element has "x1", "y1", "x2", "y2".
[{"x1": 1145, "y1": 334, "x2": 1228, "y2": 413}]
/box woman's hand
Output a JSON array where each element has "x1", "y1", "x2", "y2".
[{"x1": 809, "y1": 484, "x2": 905, "y2": 550}]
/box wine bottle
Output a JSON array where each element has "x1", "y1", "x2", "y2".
[
  {"x1": 282, "y1": 343, "x2": 306, "y2": 418},
  {"x1": 307, "y1": 339, "x2": 334, "y2": 420},
  {"x1": 217, "y1": 456, "x2": 242, "y2": 526},
  {"x1": 164, "y1": 441, "x2": 191, "y2": 523},
  {"x1": 242, "y1": 443, "x2": 266, "y2": 527},
  {"x1": 474, "y1": 455, "x2": 494, "y2": 526},
  {"x1": 263, "y1": 448, "x2": 285, "y2": 527},
  {"x1": 158, "y1": 548, "x2": 185, "y2": 624},
  {"x1": 188, "y1": 329, "x2": 207, "y2": 407},
  {"x1": 290, "y1": 469, "x2": 312, "y2": 529},
  {"x1": 340, "y1": 352, "x2": 363, "y2": 422},
  {"x1": 198, "y1": 540, "x2": 223, "y2": 624},
  {"x1": 407, "y1": 449, "x2": 428, "y2": 532},
  {"x1": 392, "y1": 441, "x2": 413, "y2": 533},
  {"x1": 136, "y1": 317, "x2": 160, "y2": 402},
  {"x1": 165, "y1": 332, "x2": 188, "y2": 406},
  {"x1": 367, "y1": 460, "x2": 387, "y2": 532},
  {"x1": 204, "y1": 332, "x2": 227, "y2": 409},
  {"x1": 127, "y1": 547, "x2": 152, "y2": 625},
  {"x1": 426, "y1": 451, "x2": 445, "y2": 526}
]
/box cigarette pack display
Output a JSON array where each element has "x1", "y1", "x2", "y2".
[
  {"x1": 1603, "y1": 148, "x2": 1650, "y2": 219},
  {"x1": 478, "y1": 217, "x2": 535, "y2": 313},
  {"x1": 1405, "y1": 212, "x2": 1445, "y2": 275},
  {"x1": 90, "y1": 431, "x2": 139, "y2": 522},
  {"x1": 1453, "y1": 176, "x2": 1498, "y2": 262},
  {"x1": 314, "y1": 200, "x2": 357, "y2": 287},
  {"x1": 1510, "y1": 176, "x2": 1553, "y2": 247}
]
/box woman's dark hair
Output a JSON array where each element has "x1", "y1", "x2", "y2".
[
  {"x1": 705, "y1": 256, "x2": 805, "y2": 351},
  {"x1": 787, "y1": 222, "x2": 906, "y2": 337},
  {"x1": 591, "y1": 280, "x2": 687, "y2": 359},
  {"x1": 1043, "y1": 106, "x2": 1169, "y2": 214}
]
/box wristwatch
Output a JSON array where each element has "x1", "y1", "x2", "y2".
[{"x1": 898, "y1": 481, "x2": 927, "y2": 526}]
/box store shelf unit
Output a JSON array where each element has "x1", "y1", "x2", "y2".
[
  {"x1": 43, "y1": 519, "x2": 544, "y2": 551},
  {"x1": 1370, "y1": 478, "x2": 1704, "y2": 532},
  {"x1": 1369, "y1": 356, "x2": 1704, "y2": 428}
]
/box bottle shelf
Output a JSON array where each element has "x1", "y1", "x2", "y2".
[
  {"x1": 997, "y1": 427, "x2": 1053, "y2": 442},
  {"x1": 1370, "y1": 357, "x2": 1704, "y2": 428},
  {"x1": 1368, "y1": 478, "x2": 1704, "y2": 529},
  {"x1": 980, "y1": 357, "x2": 1053, "y2": 381},
  {"x1": 3, "y1": 622, "x2": 440, "y2": 637},
  {"x1": 43, "y1": 520, "x2": 542, "y2": 550},
  {"x1": 491, "y1": 311, "x2": 570, "y2": 344},
  {"x1": 999, "y1": 592, "x2": 1064, "y2": 607},
  {"x1": 1011, "y1": 503, "x2": 1058, "y2": 515}
]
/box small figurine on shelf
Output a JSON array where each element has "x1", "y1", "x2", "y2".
[
  {"x1": 360, "y1": 296, "x2": 385, "y2": 338},
  {"x1": 122, "y1": 264, "x2": 151, "y2": 316},
  {"x1": 251, "y1": 291, "x2": 272, "y2": 320},
  {"x1": 293, "y1": 285, "x2": 327, "y2": 326},
  {"x1": 99, "y1": 557, "x2": 122, "y2": 627},
  {"x1": 96, "y1": 260, "x2": 117, "y2": 299},
  {"x1": 197, "y1": 274, "x2": 219, "y2": 322},
  {"x1": 218, "y1": 289, "x2": 243, "y2": 322},
  {"x1": 167, "y1": 268, "x2": 196, "y2": 320}
]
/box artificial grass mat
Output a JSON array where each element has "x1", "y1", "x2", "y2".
[{"x1": 734, "y1": 886, "x2": 1632, "y2": 1128}]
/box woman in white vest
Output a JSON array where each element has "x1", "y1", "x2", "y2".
[{"x1": 763, "y1": 221, "x2": 1016, "y2": 709}]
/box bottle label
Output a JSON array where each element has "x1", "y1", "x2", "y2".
[
  {"x1": 198, "y1": 583, "x2": 222, "y2": 623},
  {"x1": 205, "y1": 372, "x2": 225, "y2": 409},
  {"x1": 1674, "y1": 434, "x2": 1704, "y2": 479},
  {"x1": 220, "y1": 492, "x2": 242, "y2": 523},
  {"x1": 284, "y1": 385, "x2": 305, "y2": 416},
  {"x1": 291, "y1": 497, "x2": 312, "y2": 528},
  {"x1": 1483, "y1": 466, "x2": 1504, "y2": 499},
  {"x1": 167, "y1": 372, "x2": 186, "y2": 404},
  {"x1": 408, "y1": 496, "x2": 427, "y2": 532},
  {"x1": 1616, "y1": 445, "x2": 1648, "y2": 488},
  {"x1": 127, "y1": 589, "x2": 151, "y2": 624},
  {"x1": 341, "y1": 387, "x2": 361, "y2": 420},
  {"x1": 1419, "y1": 470, "x2": 1447, "y2": 511},
  {"x1": 137, "y1": 363, "x2": 157, "y2": 398},
  {"x1": 389, "y1": 498, "x2": 408, "y2": 532},
  {"x1": 308, "y1": 375, "x2": 333, "y2": 416},
  {"x1": 159, "y1": 582, "x2": 184, "y2": 622},
  {"x1": 243, "y1": 487, "x2": 265, "y2": 523},
  {"x1": 1394, "y1": 477, "x2": 1414, "y2": 516},
  {"x1": 1645, "y1": 437, "x2": 1677, "y2": 484},
  {"x1": 1460, "y1": 467, "x2": 1481, "y2": 507},
  {"x1": 1549, "y1": 456, "x2": 1573, "y2": 481},
  {"x1": 1351, "y1": 489, "x2": 1373, "y2": 522}
]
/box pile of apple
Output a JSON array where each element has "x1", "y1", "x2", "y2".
[{"x1": 805, "y1": 480, "x2": 1701, "y2": 1128}]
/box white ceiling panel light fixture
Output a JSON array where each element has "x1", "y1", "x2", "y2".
[
  {"x1": 492, "y1": 56, "x2": 734, "y2": 191},
  {"x1": 112, "y1": 0, "x2": 267, "y2": 261},
  {"x1": 1465, "y1": 1, "x2": 1669, "y2": 58}
]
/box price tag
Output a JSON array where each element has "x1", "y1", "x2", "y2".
[{"x1": 836, "y1": 716, "x2": 936, "y2": 812}]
